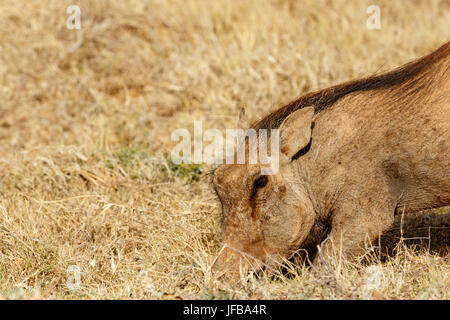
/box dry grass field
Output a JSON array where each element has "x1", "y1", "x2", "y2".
[{"x1": 0, "y1": 0, "x2": 449, "y2": 299}]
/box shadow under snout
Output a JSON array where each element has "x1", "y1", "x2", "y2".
[
  {"x1": 211, "y1": 244, "x2": 290, "y2": 284},
  {"x1": 211, "y1": 244, "x2": 269, "y2": 283}
]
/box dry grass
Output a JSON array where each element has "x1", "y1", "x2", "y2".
[{"x1": 0, "y1": 0, "x2": 449, "y2": 299}]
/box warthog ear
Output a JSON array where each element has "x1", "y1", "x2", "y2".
[
  {"x1": 279, "y1": 106, "x2": 314, "y2": 161},
  {"x1": 236, "y1": 107, "x2": 250, "y2": 129}
]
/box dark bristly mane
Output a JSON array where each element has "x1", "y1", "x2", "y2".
[{"x1": 253, "y1": 41, "x2": 450, "y2": 130}]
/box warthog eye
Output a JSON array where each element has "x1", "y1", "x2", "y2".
[
  {"x1": 251, "y1": 175, "x2": 268, "y2": 199},
  {"x1": 254, "y1": 175, "x2": 268, "y2": 189}
]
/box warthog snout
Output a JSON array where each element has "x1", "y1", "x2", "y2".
[{"x1": 212, "y1": 244, "x2": 267, "y2": 281}]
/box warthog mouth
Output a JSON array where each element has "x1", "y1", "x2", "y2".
[
  {"x1": 212, "y1": 243, "x2": 321, "y2": 284},
  {"x1": 212, "y1": 244, "x2": 297, "y2": 282}
]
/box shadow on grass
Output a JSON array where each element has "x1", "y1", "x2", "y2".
[
  {"x1": 285, "y1": 207, "x2": 450, "y2": 272},
  {"x1": 379, "y1": 208, "x2": 450, "y2": 258}
]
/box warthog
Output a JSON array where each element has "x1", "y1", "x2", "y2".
[{"x1": 212, "y1": 41, "x2": 450, "y2": 278}]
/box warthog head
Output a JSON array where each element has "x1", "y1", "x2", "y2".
[{"x1": 212, "y1": 106, "x2": 316, "y2": 280}]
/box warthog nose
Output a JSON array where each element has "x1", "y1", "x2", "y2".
[{"x1": 212, "y1": 244, "x2": 267, "y2": 282}]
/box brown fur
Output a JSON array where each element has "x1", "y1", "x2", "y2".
[{"x1": 212, "y1": 41, "x2": 450, "y2": 278}]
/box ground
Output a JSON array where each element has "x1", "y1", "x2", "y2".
[{"x1": 0, "y1": 0, "x2": 449, "y2": 299}]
